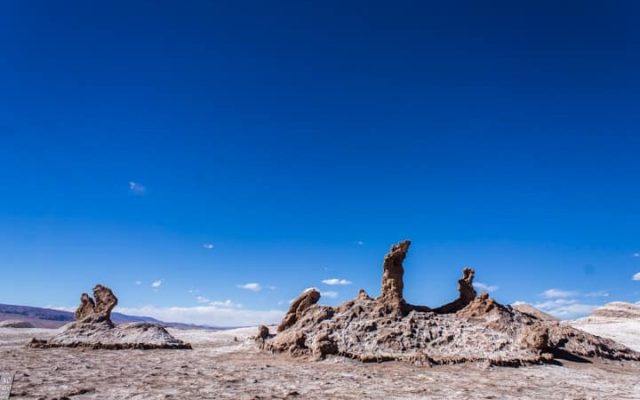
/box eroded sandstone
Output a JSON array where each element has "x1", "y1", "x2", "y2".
[
  {"x1": 259, "y1": 240, "x2": 640, "y2": 365},
  {"x1": 30, "y1": 285, "x2": 191, "y2": 350}
]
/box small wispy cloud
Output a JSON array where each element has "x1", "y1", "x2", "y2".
[
  {"x1": 541, "y1": 288, "x2": 578, "y2": 299},
  {"x1": 117, "y1": 305, "x2": 282, "y2": 327},
  {"x1": 320, "y1": 291, "x2": 339, "y2": 299},
  {"x1": 237, "y1": 282, "x2": 261, "y2": 292},
  {"x1": 196, "y1": 295, "x2": 210, "y2": 304},
  {"x1": 151, "y1": 279, "x2": 163, "y2": 289},
  {"x1": 322, "y1": 278, "x2": 352, "y2": 286},
  {"x1": 633, "y1": 252, "x2": 640, "y2": 258},
  {"x1": 135, "y1": 280, "x2": 142, "y2": 286},
  {"x1": 355, "y1": 240, "x2": 364, "y2": 246},
  {"x1": 203, "y1": 243, "x2": 215, "y2": 249},
  {"x1": 633, "y1": 272, "x2": 640, "y2": 281},
  {"x1": 531, "y1": 299, "x2": 597, "y2": 319},
  {"x1": 473, "y1": 282, "x2": 498, "y2": 293},
  {"x1": 128, "y1": 181, "x2": 146, "y2": 195}
]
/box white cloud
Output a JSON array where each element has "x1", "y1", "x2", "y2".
[
  {"x1": 237, "y1": 282, "x2": 261, "y2": 292},
  {"x1": 208, "y1": 299, "x2": 243, "y2": 309},
  {"x1": 196, "y1": 296, "x2": 210, "y2": 304},
  {"x1": 135, "y1": 281, "x2": 142, "y2": 286},
  {"x1": 355, "y1": 241, "x2": 364, "y2": 246},
  {"x1": 128, "y1": 181, "x2": 146, "y2": 194},
  {"x1": 320, "y1": 291, "x2": 339, "y2": 299},
  {"x1": 195, "y1": 295, "x2": 242, "y2": 309},
  {"x1": 151, "y1": 280, "x2": 162, "y2": 289},
  {"x1": 532, "y1": 298, "x2": 597, "y2": 319},
  {"x1": 46, "y1": 305, "x2": 75, "y2": 312},
  {"x1": 541, "y1": 289, "x2": 578, "y2": 299},
  {"x1": 633, "y1": 272, "x2": 640, "y2": 281},
  {"x1": 633, "y1": 253, "x2": 640, "y2": 257},
  {"x1": 117, "y1": 305, "x2": 283, "y2": 327},
  {"x1": 473, "y1": 282, "x2": 498, "y2": 293},
  {"x1": 203, "y1": 243, "x2": 215, "y2": 249},
  {"x1": 322, "y1": 278, "x2": 352, "y2": 286},
  {"x1": 511, "y1": 301, "x2": 527, "y2": 306}
]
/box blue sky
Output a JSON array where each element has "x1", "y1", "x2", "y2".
[{"x1": 1, "y1": 1, "x2": 639, "y2": 325}]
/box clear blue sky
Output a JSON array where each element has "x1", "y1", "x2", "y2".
[{"x1": 1, "y1": 0, "x2": 639, "y2": 325}]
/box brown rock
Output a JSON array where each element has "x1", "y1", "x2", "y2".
[
  {"x1": 312, "y1": 333, "x2": 338, "y2": 359},
  {"x1": 378, "y1": 240, "x2": 410, "y2": 309},
  {"x1": 433, "y1": 267, "x2": 477, "y2": 314},
  {"x1": 520, "y1": 324, "x2": 549, "y2": 352},
  {"x1": 277, "y1": 289, "x2": 321, "y2": 332},
  {"x1": 259, "y1": 240, "x2": 640, "y2": 365},
  {"x1": 30, "y1": 284, "x2": 190, "y2": 350},
  {"x1": 75, "y1": 293, "x2": 95, "y2": 321},
  {"x1": 92, "y1": 284, "x2": 118, "y2": 320},
  {"x1": 257, "y1": 325, "x2": 270, "y2": 340},
  {"x1": 357, "y1": 289, "x2": 371, "y2": 301}
]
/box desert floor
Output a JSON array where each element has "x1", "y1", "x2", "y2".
[{"x1": 1, "y1": 326, "x2": 639, "y2": 400}]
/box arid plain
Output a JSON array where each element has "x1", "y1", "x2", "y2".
[{"x1": 0, "y1": 325, "x2": 639, "y2": 400}]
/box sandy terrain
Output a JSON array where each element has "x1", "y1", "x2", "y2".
[{"x1": 1, "y1": 326, "x2": 639, "y2": 400}]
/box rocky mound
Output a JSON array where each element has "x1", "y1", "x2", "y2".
[
  {"x1": 29, "y1": 285, "x2": 191, "y2": 350},
  {"x1": 257, "y1": 241, "x2": 640, "y2": 365},
  {"x1": 590, "y1": 302, "x2": 640, "y2": 320},
  {"x1": 512, "y1": 304, "x2": 558, "y2": 322},
  {"x1": 570, "y1": 302, "x2": 640, "y2": 352},
  {"x1": 0, "y1": 320, "x2": 35, "y2": 328}
]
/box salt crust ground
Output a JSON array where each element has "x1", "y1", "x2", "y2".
[{"x1": 1, "y1": 326, "x2": 639, "y2": 399}]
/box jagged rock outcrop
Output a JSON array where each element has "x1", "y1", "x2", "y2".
[
  {"x1": 92, "y1": 284, "x2": 118, "y2": 320},
  {"x1": 259, "y1": 240, "x2": 640, "y2": 365},
  {"x1": 379, "y1": 240, "x2": 410, "y2": 305},
  {"x1": 75, "y1": 293, "x2": 96, "y2": 321},
  {"x1": 30, "y1": 285, "x2": 191, "y2": 350},
  {"x1": 433, "y1": 268, "x2": 477, "y2": 314},
  {"x1": 277, "y1": 288, "x2": 321, "y2": 333}
]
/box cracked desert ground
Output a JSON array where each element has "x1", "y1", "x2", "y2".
[{"x1": 1, "y1": 327, "x2": 639, "y2": 400}]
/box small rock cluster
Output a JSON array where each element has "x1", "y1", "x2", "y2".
[
  {"x1": 257, "y1": 240, "x2": 640, "y2": 365},
  {"x1": 29, "y1": 285, "x2": 191, "y2": 350}
]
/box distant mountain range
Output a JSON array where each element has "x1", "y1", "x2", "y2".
[{"x1": 0, "y1": 303, "x2": 223, "y2": 330}]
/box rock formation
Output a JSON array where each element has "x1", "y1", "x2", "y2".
[
  {"x1": 433, "y1": 267, "x2": 477, "y2": 314},
  {"x1": 92, "y1": 284, "x2": 118, "y2": 320},
  {"x1": 277, "y1": 288, "x2": 321, "y2": 332},
  {"x1": 30, "y1": 285, "x2": 190, "y2": 350},
  {"x1": 74, "y1": 293, "x2": 96, "y2": 321},
  {"x1": 258, "y1": 240, "x2": 640, "y2": 365},
  {"x1": 379, "y1": 240, "x2": 410, "y2": 306}
]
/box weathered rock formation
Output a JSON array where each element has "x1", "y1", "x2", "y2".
[
  {"x1": 74, "y1": 293, "x2": 96, "y2": 321},
  {"x1": 278, "y1": 288, "x2": 321, "y2": 333},
  {"x1": 92, "y1": 284, "x2": 118, "y2": 319},
  {"x1": 258, "y1": 240, "x2": 640, "y2": 365},
  {"x1": 378, "y1": 240, "x2": 410, "y2": 308},
  {"x1": 432, "y1": 267, "x2": 477, "y2": 314},
  {"x1": 30, "y1": 285, "x2": 190, "y2": 350}
]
